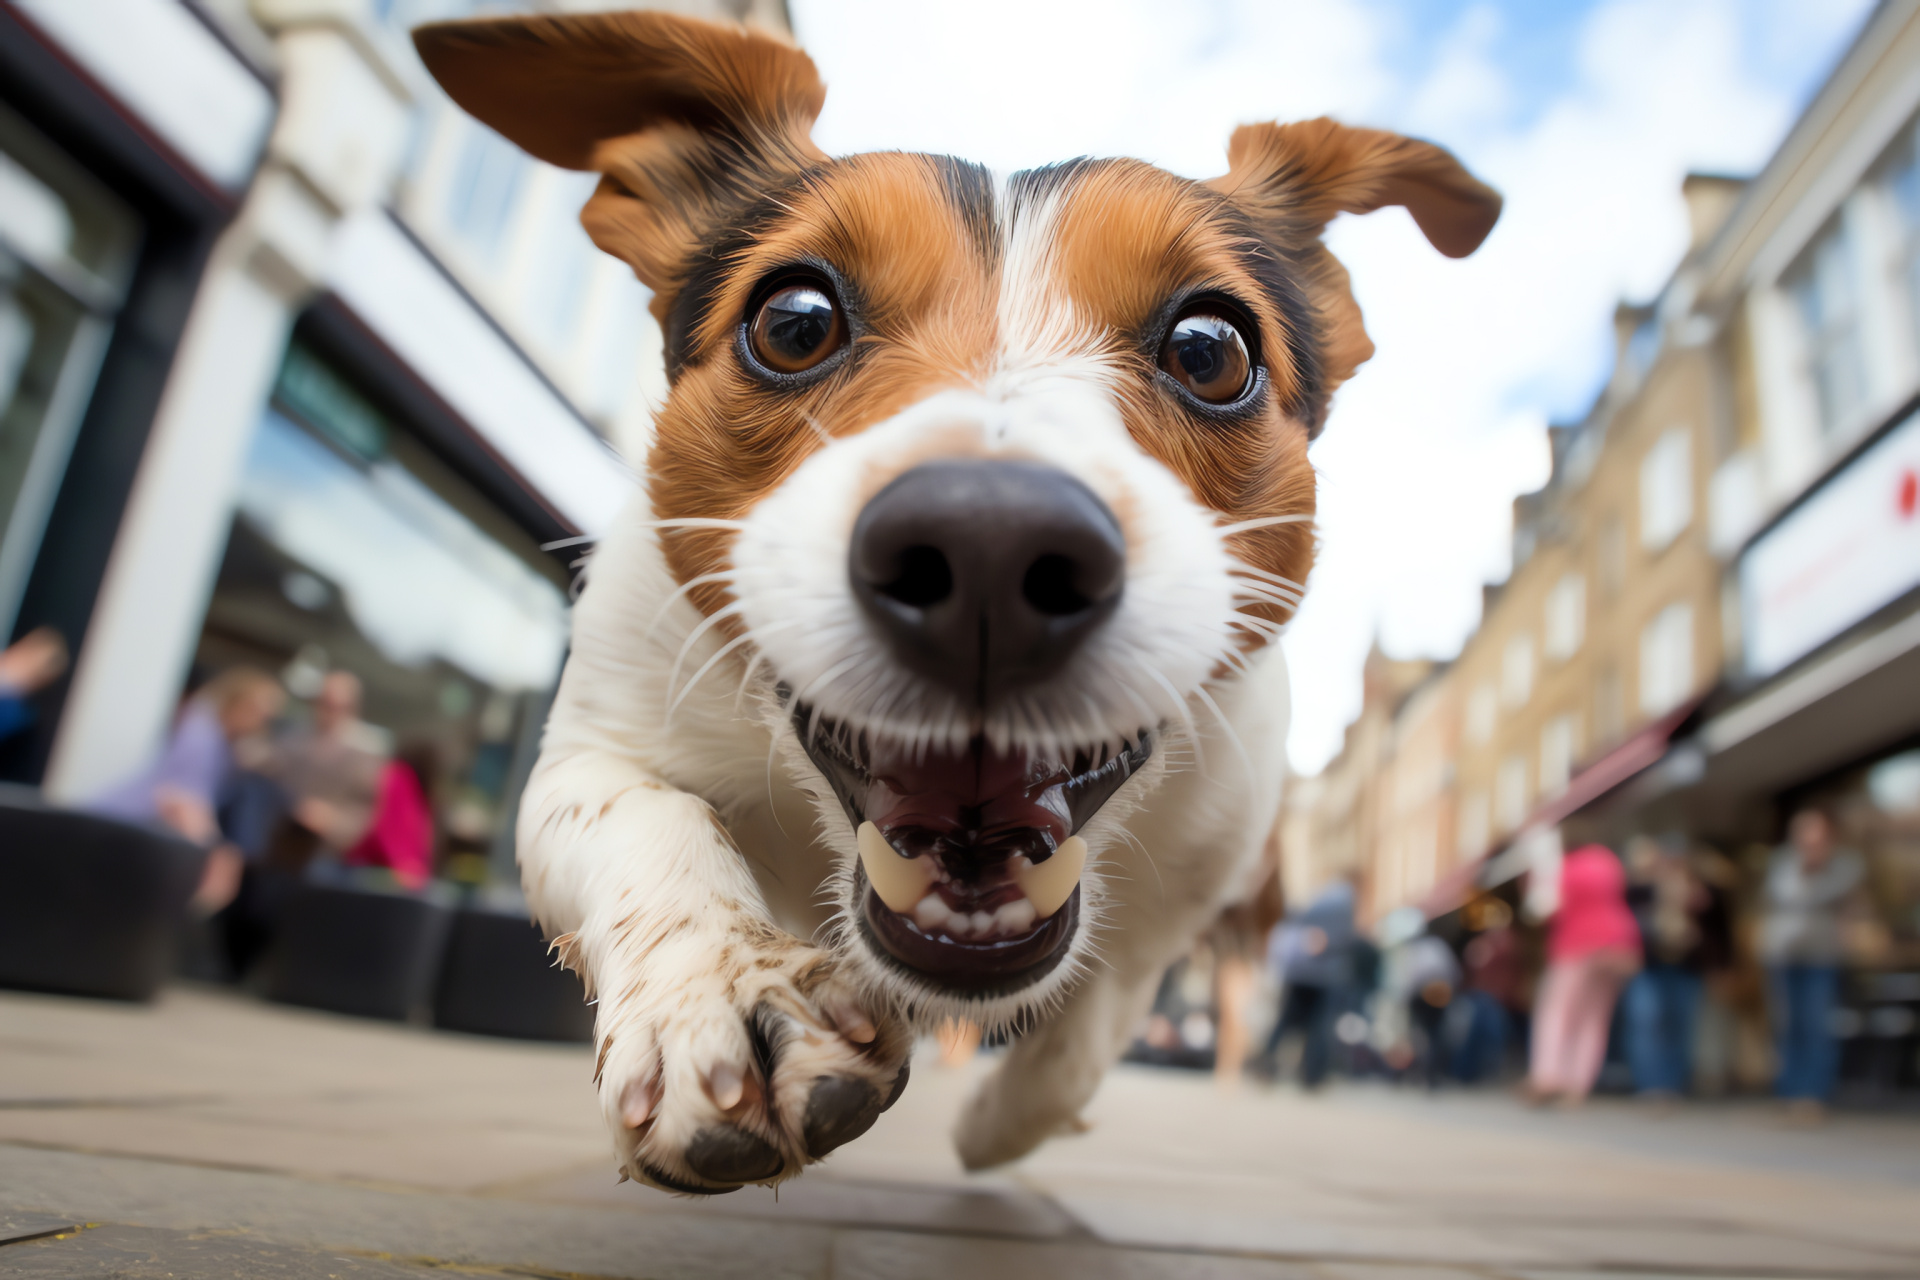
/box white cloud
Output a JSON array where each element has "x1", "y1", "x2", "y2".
[{"x1": 790, "y1": 0, "x2": 1871, "y2": 773}]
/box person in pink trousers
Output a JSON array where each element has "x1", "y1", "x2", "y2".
[{"x1": 1528, "y1": 844, "x2": 1642, "y2": 1104}]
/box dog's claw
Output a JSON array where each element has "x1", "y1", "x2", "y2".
[
  {"x1": 881, "y1": 1060, "x2": 911, "y2": 1111},
  {"x1": 802, "y1": 1076, "x2": 882, "y2": 1158},
  {"x1": 685, "y1": 1125, "x2": 784, "y2": 1184}
]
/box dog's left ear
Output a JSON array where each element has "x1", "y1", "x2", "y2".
[
  {"x1": 1209, "y1": 119, "x2": 1500, "y2": 426},
  {"x1": 414, "y1": 12, "x2": 826, "y2": 311}
]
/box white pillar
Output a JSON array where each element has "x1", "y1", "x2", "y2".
[{"x1": 43, "y1": 9, "x2": 410, "y2": 803}]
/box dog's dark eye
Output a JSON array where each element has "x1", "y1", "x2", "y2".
[
  {"x1": 749, "y1": 283, "x2": 845, "y2": 374},
  {"x1": 1160, "y1": 310, "x2": 1252, "y2": 404}
]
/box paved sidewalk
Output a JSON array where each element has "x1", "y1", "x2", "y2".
[{"x1": 2, "y1": 986, "x2": 1917, "y2": 1278}]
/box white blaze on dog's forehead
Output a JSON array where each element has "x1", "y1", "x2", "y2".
[
  {"x1": 993, "y1": 176, "x2": 1114, "y2": 401},
  {"x1": 1014, "y1": 835, "x2": 1088, "y2": 919},
  {"x1": 857, "y1": 821, "x2": 934, "y2": 913}
]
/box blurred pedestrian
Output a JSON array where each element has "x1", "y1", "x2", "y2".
[
  {"x1": 344, "y1": 740, "x2": 439, "y2": 889},
  {"x1": 1458, "y1": 900, "x2": 1525, "y2": 1083},
  {"x1": 1623, "y1": 834, "x2": 1719, "y2": 1098},
  {"x1": 263, "y1": 670, "x2": 384, "y2": 863},
  {"x1": 1759, "y1": 809, "x2": 1865, "y2": 1118},
  {"x1": 0, "y1": 626, "x2": 68, "y2": 742},
  {"x1": 1527, "y1": 844, "x2": 1641, "y2": 1105},
  {"x1": 1258, "y1": 875, "x2": 1356, "y2": 1089},
  {"x1": 89, "y1": 667, "x2": 286, "y2": 913},
  {"x1": 1400, "y1": 929, "x2": 1461, "y2": 1089},
  {"x1": 1210, "y1": 853, "x2": 1284, "y2": 1087}
]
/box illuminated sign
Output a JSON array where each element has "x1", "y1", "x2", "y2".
[{"x1": 1740, "y1": 411, "x2": 1920, "y2": 678}]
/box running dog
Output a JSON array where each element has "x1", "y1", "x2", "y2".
[{"x1": 415, "y1": 10, "x2": 1497, "y2": 1195}]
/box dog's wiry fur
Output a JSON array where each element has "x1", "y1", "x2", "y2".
[{"x1": 416, "y1": 10, "x2": 1497, "y2": 1191}]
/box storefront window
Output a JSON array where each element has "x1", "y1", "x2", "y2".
[
  {"x1": 197, "y1": 341, "x2": 571, "y2": 875},
  {"x1": 0, "y1": 106, "x2": 138, "y2": 636}
]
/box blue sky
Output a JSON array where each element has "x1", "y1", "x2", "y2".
[{"x1": 790, "y1": 0, "x2": 1876, "y2": 772}]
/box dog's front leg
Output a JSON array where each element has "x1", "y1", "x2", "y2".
[{"x1": 520, "y1": 748, "x2": 910, "y2": 1194}]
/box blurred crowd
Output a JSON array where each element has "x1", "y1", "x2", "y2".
[
  {"x1": 3, "y1": 627, "x2": 453, "y2": 981},
  {"x1": 1136, "y1": 819, "x2": 1888, "y2": 1118}
]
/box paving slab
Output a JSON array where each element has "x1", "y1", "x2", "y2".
[{"x1": 4, "y1": 985, "x2": 1919, "y2": 1278}]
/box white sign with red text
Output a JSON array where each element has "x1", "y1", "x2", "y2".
[{"x1": 1741, "y1": 411, "x2": 1920, "y2": 678}]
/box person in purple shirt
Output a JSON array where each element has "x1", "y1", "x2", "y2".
[{"x1": 90, "y1": 667, "x2": 285, "y2": 911}]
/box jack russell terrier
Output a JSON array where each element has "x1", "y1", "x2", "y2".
[{"x1": 415, "y1": 10, "x2": 1498, "y2": 1195}]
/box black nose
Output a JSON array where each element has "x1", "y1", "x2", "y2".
[{"x1": 849, "y1": 460, "x2": 1125, "y2": 706}]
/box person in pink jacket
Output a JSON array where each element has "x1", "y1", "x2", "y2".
[{"x1": 1528, "y1": 844, "x2": 1642, "y2": 1104}]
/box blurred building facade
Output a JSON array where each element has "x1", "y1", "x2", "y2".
[
  {"x1": 0, "y1": 0, "x2": 782, "y2": 873},
  {"x1": 1287, "y1": 2, "x2": 1920, "y2": 986}
]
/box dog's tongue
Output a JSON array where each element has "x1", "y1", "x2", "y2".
[{"x1": 864, "y1": 739, "x2": 1070, "y2": 865}]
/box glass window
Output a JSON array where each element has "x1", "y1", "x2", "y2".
[
  {"x1": 1501, "y1": 633, "x2": 1534, "y2": 709},
  {"x1": 1639, "y1": 427, "x2": 1693, "y2": 551},
  {"x1": 1457, "y1": 789, "x2": 1490, "y2": 860},
  {"x1": 1786, "y1": 217, "x2": 1869, "y2": 436},
  {"x1": 1885, "y1": 123, "x2": 1920, "y2": 360},
  {"x1": 198, "y1": 343, "x2": 571, "y2": 869},
  {"x1": 443, "y1": 121, "x2": 529, "y2": 266},
  {"x1": 1539, "y1": 713, "x2": 1579, "y2": 799},
  {"x1": 1638, "y1": 601, "x2": 1694, "y2": 718},
  {"x1": 0, "y1": 107, "x2": 138, "y2": 637},
  {"x1": 1495, "y1": 755, "x2": 1529, "y2": 833},
  {"x1": 1465, "y1": 682, "x2": 1497, "y2": 745},
  {"x1": 1544, "y1": 572, "x2": 1585, "y2": 661}
]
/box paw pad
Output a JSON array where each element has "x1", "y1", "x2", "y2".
[
  {"x1": 685, "y1": 1124, "x2": 785, "y2": 1184},
  {"x1": 802, "y1": 1076, "x2": 882, "y2": 1158}
]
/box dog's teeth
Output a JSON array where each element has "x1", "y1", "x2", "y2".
[
  {"x1": 858, "y1": 821, "x2": 934, "y2": 913},
  {"x1": 997, "y1": 897, "x2": 1037, "y2": 933},
  {"x1": 1013, "y1": 835, "x2": 1087, "y2": 919},
  {"x1": 913, "y1": 892, "x2": 950, "y2": 931}
]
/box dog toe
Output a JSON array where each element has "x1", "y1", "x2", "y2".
[
  {"x1": 685, "y1": 1124, "x2": 785, "y2": 1184},
  {"x1": 802, "y1": 1076, "x2": 882, "y2": 1158}
]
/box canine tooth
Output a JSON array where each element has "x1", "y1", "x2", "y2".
[
  {"x1": 1014, "y1": 835, "x2": 1087, "y2": 919},
  {"x1": 858, "y1": 821, "x2": 933, "y2": 912}
]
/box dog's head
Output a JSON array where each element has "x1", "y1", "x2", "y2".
[{"x1": 418, "y1": 12, "x2": 1497, "y2": 1021}]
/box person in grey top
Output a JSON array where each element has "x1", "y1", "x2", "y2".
[{"x1": 1759, "y1": 810, "x2": 1866, "y2": 1109}]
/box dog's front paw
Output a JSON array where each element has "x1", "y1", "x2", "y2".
[{"x1": 581, "y1": 923, "x2": 910, "y2": 1194}]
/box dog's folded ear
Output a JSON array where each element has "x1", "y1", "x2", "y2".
[
  {"x1": 414, "y1": 11, "x2": 826, "y2": 299},
  {"x1": 1209, "y1": 119, "x2": 1500, "y2": 258},
  {"x1": 1209, "y1": 118, "x2": 1500, "y2": 426}
]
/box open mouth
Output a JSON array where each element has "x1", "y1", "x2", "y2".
[{"x1": 792, "y1": 702, "x2": 1152, "y2": 994}]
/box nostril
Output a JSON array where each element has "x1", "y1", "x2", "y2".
[
  {"x1": 1022, "y1": 554, "x2": 1094, "y2": 617},
  {"x1": 879, "y1": 545, "x2": 953, "y2": 608}
]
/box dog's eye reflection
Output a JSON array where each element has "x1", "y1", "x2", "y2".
[
  {"x1": 750, "y1": 284, "x2": 845, "y2": 374},
  {"x1": 1160, "y1": 311, "x2": 1252, "y2": 404}
]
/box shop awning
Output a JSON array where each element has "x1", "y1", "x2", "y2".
[
  {"x1": 1526, "y1": 698, "x2": 1702, "y2": 831},
  {"x1": 1415, "y1": 701, "x2": 1700, "y2": 920}
]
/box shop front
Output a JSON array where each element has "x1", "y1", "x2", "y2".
[
  {"x1": 196, "y1": 337, "x2": 573, "y2": 884},
  {"x1": 1688, "y1": 401, "x2": 1920, "y2": 1097}
]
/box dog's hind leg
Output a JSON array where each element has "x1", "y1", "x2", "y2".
[
  {"x1": 951, "y1": 952, "x2": 1174, "y2": 1171},
  {"x1": 520, "y1": 748, "x2": 911, "y2": 1194}
]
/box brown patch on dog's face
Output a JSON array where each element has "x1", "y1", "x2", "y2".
[
  {"x1": 416, "y1": 13, "x2": 1500, "y2": 657},
  {"x1": 1031, "y1": 160, "x2": 1321, "y2": 642},
  {"x1": 646, "y1": 153, "x2": 1003, "y2": 618}
]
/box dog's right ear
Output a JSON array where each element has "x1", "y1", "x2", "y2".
[{"x1": 414, "y1": 12, "x2": 826, "y2": 300}]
